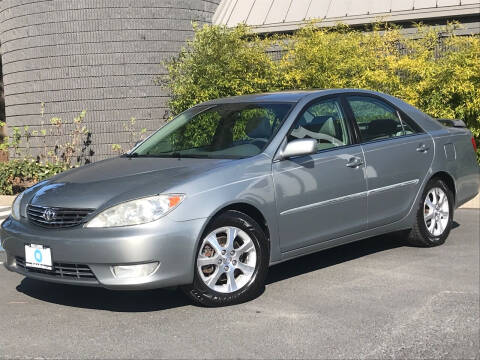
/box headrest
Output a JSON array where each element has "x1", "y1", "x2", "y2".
[
  {"x1": 303, "y1": 115, "x2": 334, "y2": 133},
  {"x1": 367, "y1": 119, "x2": 398, "y2": 137},
  {"x1": 246, "y1": 116, "x2": 272, "y2": 139},
  {"x1": 311, "y1": 115, "x2": 334, "y2": 125}
]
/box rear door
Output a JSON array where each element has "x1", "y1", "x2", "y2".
[
  {"x1": 344, "y1": 95, "x2": 434, "y2": 228},
  {"x1": 273, "y1": 96, "x2": 368, "y2": 252}
]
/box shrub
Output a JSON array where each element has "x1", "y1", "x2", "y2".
[
  {"x1": 0, "y1": 159, "x2": 69, "y2": 195},
  {"x1": 162, "y1": 24, "x2": 278, "y2": 115},
  {"x1": 0, "y1": 107, "x2": 93, "y2": 194},
  {"x1": 0, "y1": 107, "x2": 93, "y2": 166},
  {"x1": 163, "y1": 22, "x2": 480, "y2": 159}
]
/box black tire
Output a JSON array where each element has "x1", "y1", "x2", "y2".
[
  {"x1": 182, "y1": 210, "x2": 269, "y2": 307},
  {"x1": 406, "y1": 178, "x2": 454, "y2": 247}
]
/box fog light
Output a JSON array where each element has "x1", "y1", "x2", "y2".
[{"x1": 112, "y1": 262, "x2": 159, "y2": 279}]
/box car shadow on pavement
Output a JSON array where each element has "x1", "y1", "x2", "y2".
[
  {"x1": 15, "y1": 222, "x2": 460, "y2": 311},
  {"x1": 266, "y1": 221, "x2": 460, "y2": 285},
  {"x1": 16, "y1": 280, "x2": 190, "y2": 312}
]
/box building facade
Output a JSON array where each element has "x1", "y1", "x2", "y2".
[{"x1": 0, "y1": 0, "x2": 220, "y2": 162}]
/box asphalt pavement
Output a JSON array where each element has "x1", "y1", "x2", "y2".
[{"x1": 0, "y1": 209, "x2": 478, "y2": 359}]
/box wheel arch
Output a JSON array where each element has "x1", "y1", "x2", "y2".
[
  {"x1": 430, "y1": 171, "x2": 456, "y2": 203},
  {"x1": 204, "y1": 202, "x2": 271, "y2": 243}
]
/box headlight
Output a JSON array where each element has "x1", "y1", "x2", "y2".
[
  {"x1": 11, "y1": 192, "x2": 25, "y2": 221},
  {"x1": 86, "y1": 194, "x2": 184, "y2": 228}
]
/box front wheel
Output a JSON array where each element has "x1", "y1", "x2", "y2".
[
  {"x1": 407, "y1": 178, "x2": 454, "y2": 247},
  {"x1": 182, "y1": 210, "x2": 269, "y2": 307}
]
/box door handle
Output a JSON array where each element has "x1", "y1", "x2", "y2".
[
  {"x1": 346, "y1": 157, "x2": 363, "y2": 168},
  {"x1": 416, "y1": 144, "x2": 429, "y2": 153}
]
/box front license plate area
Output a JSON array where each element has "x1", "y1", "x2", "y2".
[{"x1": 25, "y1": 244, "x2": 53, "y2": 271}]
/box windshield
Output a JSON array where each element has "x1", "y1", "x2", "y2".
[{"x1": 129, "y1": 102, "x2": 293, "y2": 159}]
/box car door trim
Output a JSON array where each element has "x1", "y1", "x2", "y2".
[
  {"x1": 367, "y1": 179, "x2": 419, "y2": 195},
  {"x1": 280, "y1": 179, "x2": 419, "y2": 216}
]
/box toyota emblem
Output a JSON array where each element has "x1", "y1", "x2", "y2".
[{"x1": 42, "y1": 208, "x2": 57, "y2": 222}]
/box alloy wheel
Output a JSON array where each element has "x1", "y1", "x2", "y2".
[
  {"x1": 197, "y1": 226, "x2": 257, "y2": 294},
  {"x1": 424, "y1": 187, "x2": 449, "y2": 237}
]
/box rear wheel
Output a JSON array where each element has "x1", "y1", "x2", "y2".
[
  {"x1": 407, "y1": 178, "x2": 454, "y2": 247},
  {"x1": 182, "y1": 210, "x2": 269, "y2": 307}
]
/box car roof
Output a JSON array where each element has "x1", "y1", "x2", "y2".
[{"x1": 198, "y1": 89, "x2": 382, "y2": 105}]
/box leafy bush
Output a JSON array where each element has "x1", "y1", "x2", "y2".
[
  {"x1": 0, "y1": 107, "x2": 93, "y2": 194},
  {"x1": 163, "y1": 22, "x2": 480, "y2": 159},
  {"x1": 163, "y1": 24, "x2": 278, "y2": 115},
  {"x1": 0, "y1": 159, "x2": 69, "y2": 195}
]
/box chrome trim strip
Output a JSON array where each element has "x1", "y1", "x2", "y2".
[
  {"x1": 280, "y1": 179, "x2": 419, "y2": 216},
  {"x1": 367, "y1": 179, "x2": 419, "y2": 195},
  {"x1": 280, "y1": 192, "x2": 367, "y2": 216}
]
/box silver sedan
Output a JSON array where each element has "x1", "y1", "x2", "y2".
[{"x1": 2, "y1": 89, "x2": 479, "y2": 306}]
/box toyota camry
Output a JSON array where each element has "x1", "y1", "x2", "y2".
[{"x1": 2, "y1": 89, "x2": 479, "y2": 306}]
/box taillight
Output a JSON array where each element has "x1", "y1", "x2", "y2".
[{"x1": 472, "y1": 137, "x2": 478, "y2": 152}]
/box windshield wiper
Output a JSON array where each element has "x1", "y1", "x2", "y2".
[
  {"x1": 158, "y1": 152, "x2": 211, "y2": 159},
  {"x1": 124, "y1": 152, "x2": 139, "y2": 158},
  {"x1": 123, "y1": 152, "x2": 211, "y2": 159}
]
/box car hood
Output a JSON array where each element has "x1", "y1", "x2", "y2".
[{"x1": 28, "y1": 157, "x2": 230, "y2": 209}]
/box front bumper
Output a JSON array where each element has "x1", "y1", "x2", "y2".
[{"x1": 1, "y1": 215, "x2": 206, "y2": 290}]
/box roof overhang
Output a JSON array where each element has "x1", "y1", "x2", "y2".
[{"x1": 213, "y1": 0, "x2": 480, "y2": 34}]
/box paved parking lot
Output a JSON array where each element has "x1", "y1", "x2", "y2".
[{"x1": 0, "y1": 209, "x2": 478, "y2": 359}]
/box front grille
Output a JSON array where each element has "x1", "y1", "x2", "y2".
[
  {"x1": 16, "y1": 257, "x2": 97, "y2": 281},
  {"x1": 27, "y1": 204, "x2": 94, "y2": 228}
]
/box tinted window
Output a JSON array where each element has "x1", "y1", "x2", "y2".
[
  {"x1": 400, "y1": 116, "x2": 421, "y2": 135},
  {"x1": 347, "y1": 96, "x2": 417, "y2": 142},
  {"x1": 289, "y1": 98, "x2": 350, "y2": 151},
  {"x1": 131, "y1": 103, "x2": 292, "y2": 159}
]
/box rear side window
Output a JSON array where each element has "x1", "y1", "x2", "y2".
[{"x1": 346, "y1": 96, "x2": 419, "y2": 142}]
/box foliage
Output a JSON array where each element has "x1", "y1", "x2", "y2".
[
  {"x1": 47, "y1": 109, "x2": 93, "y2": 165},
  {"x1": 163, "y1": 22, "x2": 480, "y2": 159},
  {"x1": 0, "y1": 106, "x2": 94, "y2": 194},
  {"x1": 111, "y1": 117, "x2": 147, "y2": 154},
  {"x1": 162, "y1": 24, "x2": 278, "y2": 115},
  {"x1": 0, "y1": 105, "x2": 93, "y2": 166},
  {"x1": 0, "y1": 159, "x2": 69, "y2": 195}
]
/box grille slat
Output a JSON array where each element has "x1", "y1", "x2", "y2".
[
  {"x1": 27, "y1": 205, "x2": 94, "y2": 228},
  {"x1": 16, "y1": 257, "x2": 97, "y2": 280}
]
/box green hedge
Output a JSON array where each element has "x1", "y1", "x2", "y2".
[{"x1": 164, "y1": 22, "x2": 480, "y2": 160}]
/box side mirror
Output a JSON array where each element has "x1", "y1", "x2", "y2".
[{"x1": 278, "y1": 138, "x2": 317, "y2": 160}]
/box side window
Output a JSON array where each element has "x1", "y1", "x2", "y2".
[
  {"x1": 289, "y1": 98, "x2": 350, "y2": 151},
  {"x1": 400, "y1": 115, "x2": 422, "y2": 135},
  {"x1": 347, "y1": 96, "x2": 416, "y2": 142}
]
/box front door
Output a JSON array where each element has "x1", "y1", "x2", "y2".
[{"x1": 273, "y1": 97, "x2": 368, "y2": 252}]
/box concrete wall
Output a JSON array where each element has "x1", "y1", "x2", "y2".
[{"x1": 0, "y1": 0, "x2": 220, "y2": 162}]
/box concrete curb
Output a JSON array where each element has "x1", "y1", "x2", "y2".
[
  {"x1": 460, "y1": 194, "x2": 480, "y2": 209},
  {"x1": 0, "y1": 195, "x2": 15, "y2": 207}
]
